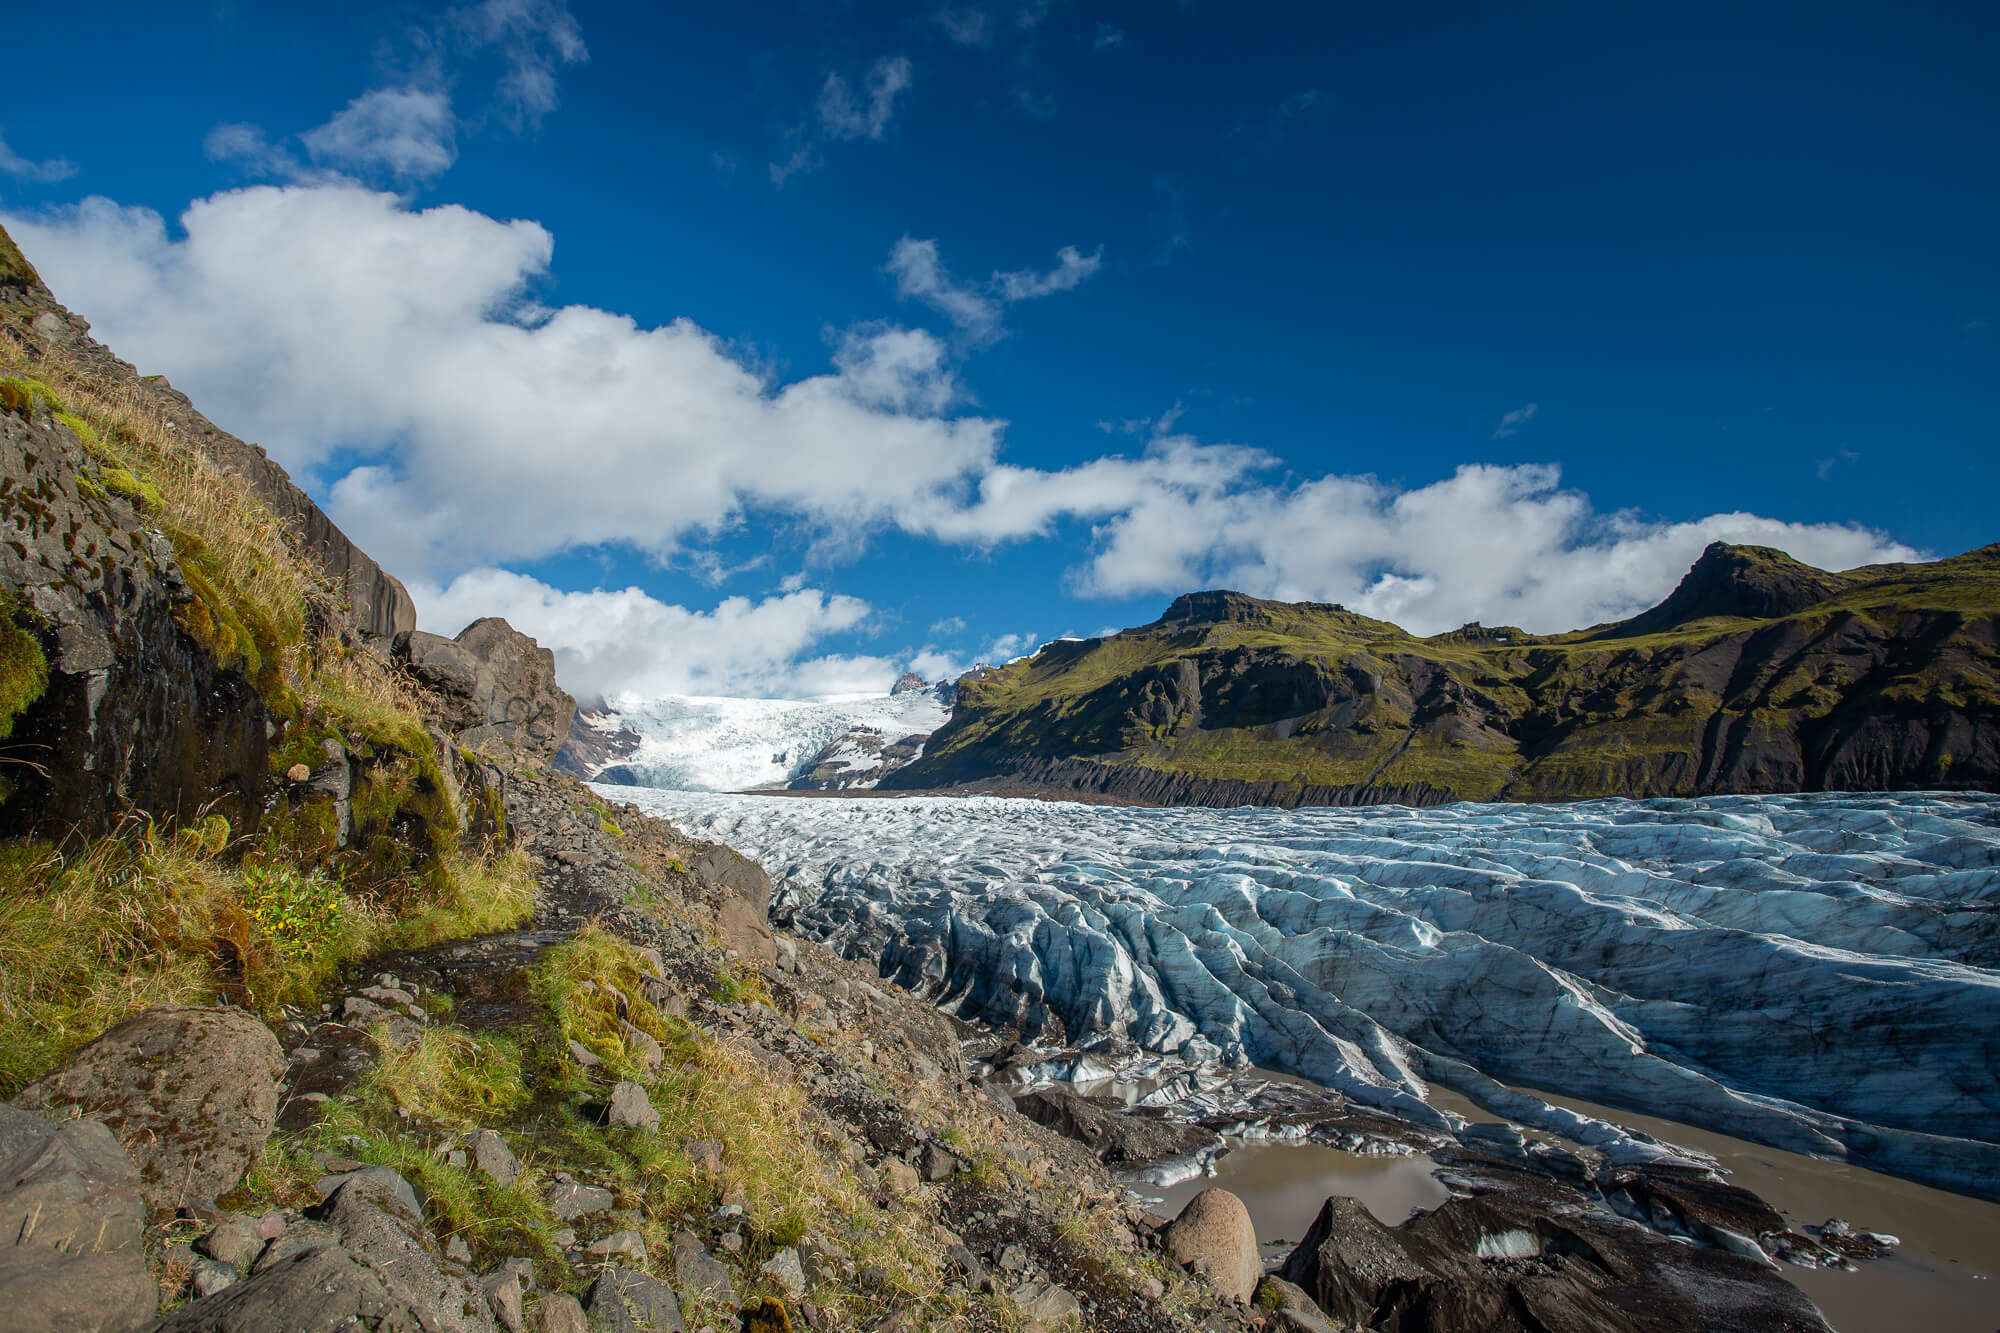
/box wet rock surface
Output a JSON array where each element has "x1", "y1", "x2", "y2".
[{"x1": 1279, "y1": 1189, "x2": 1833, "y2": 1333}]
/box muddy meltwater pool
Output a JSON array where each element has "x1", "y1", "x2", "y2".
[{"x1": 1144, "y1": 1085, "x2": 1998, "y2": 1333}]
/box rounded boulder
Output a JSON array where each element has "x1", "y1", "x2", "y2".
[
  {"x1": 1162, "y1": 1187, "x2": 1261, "y2": 1302},
  {"x1": 11, "y1": 1004, "x2": 285, "y2": 1211}
]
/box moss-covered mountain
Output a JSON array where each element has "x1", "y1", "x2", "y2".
[{"x1": 884, "y1": 542, "x2": 2000, "y2": 806}]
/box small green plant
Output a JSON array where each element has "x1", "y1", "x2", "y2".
[{"x1": 238, "y1": 860, "x2": 348, "y2": 959}]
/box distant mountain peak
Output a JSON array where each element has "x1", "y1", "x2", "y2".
[
  {"x1": 1601, "y1": 541, "x2": 1854, "y2": 639},
  {"x1": 1158, "y1": 589, "x2": 1343, "y2": 626}
]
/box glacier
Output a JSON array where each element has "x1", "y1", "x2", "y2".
[
  {"x1": 603, "y1": 786, "x2": 2000, "y2": 1200},
  {"x1": 578, "y1": 689, "x2": 950, "y2": 791}
]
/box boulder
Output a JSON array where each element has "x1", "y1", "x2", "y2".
[
  {"x1": 760, "y1": 1246, "x2": 808, "y2": 1299},
  {"x1": 672, "y1": 1230, "x2": 734, "y2": 1303},
  {"x1": 471, "y1": 1129, "x2": 521, "y2": 1186},
  {"x1": 587, "y1": 1230, "x2": 648, "y2": 1260},
  {"x1": 1162, "y1": 1188, "x2": 1260, "y2": 1303},
  {"x1": 1012, "y1": 1089, "x2": 1217, "y2": 1165},
  {"x1": 529, "y1": 1293, "x2": 588, "y2": 1333},
  {"x1": 1278, "y1": 1192, "x2": 1834, "y2": 1333},
  {"x1": 1011, "y1": 1280, "x2": 1082, "y2": 1323},
  {"x1": 482, "y1": 1268, "x2": 527, "y2": 1333},
  {"x1": 0, "y1": 1106, "x2": 155, "y2": 1332},
  {"x1": 546, "y1": 1180, "x2": 613, "y2": 1219},
  {"x1": 607, "y1": 1081, "x2": 659, "y2": 1133},
  {"x1": 586, "y1": 1266, "x2": 683, "y2": 1332},
  {"x1": 692, "y1": 845, "x2": 778, "y2": 966},
  {"x1": 11, "y1": 1004, "x2": 284, "y2": 1211},
  {"x1": 393, "y1": 618, "x2": 574, "y2": 767},
  {"x1": 151, "y1": 1167, "x2": 495, "y2": 1332}
]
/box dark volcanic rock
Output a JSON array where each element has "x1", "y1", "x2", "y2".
[
  {"x1": 154, "y1": 1166, "x2": 495, "y2": 1333},
  {"x1": 1278, "y1": 1192, "x2": 1832, "y2": 1333},
  {"x1": 1606, "y1": 541, "x2": 1853, "y2": 639},
  {"x1": 553, "y1": 707, "x2": 643, "y2": 779},
  {"x1": 2, "y1": 254, "x2": 412, "y2": 643},
  {"x1": 1012, "y1": 1089, "x2": 1217, "y2": 1165},
  {"x1": 886, "y1": 545, "x2": 2000, "y2": 806},
  {"x1": 0, "y1": 409, "x2": 269, "y2": 838}
]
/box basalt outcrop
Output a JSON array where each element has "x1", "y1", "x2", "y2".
[
  {"x1": 0, "y1": 403, "x2": 268, "y2": 835},
  {"x1": 395, "y1": 618, "x2": 575, "y2": 768},
  {"x1": 885, "y1": 543, "x2": 2000, "y2": 806}
]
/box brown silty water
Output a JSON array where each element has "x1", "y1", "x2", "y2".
[{"x1": 1153, "y1": 1081, "x2": 1999, "y2": 1333}]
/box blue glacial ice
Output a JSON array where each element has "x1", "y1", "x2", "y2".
[{"x1": 604, "y1": 786, "x2": 2000, "y2": 1199}]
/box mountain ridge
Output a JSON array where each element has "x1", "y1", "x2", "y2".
[{"x1": 882, "y1": 541, "x2": 2000, "y2": 806}]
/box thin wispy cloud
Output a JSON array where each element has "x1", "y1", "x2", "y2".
[
  {"x1": 204, "y1": 0, "x2": 585, "y2": 187},
  {"x1": 1815, "y1": 448, "x2": 1860, "y2": 482},
  {"x1": 0, "y1": 130, "x2": 78, "y2": 184},
  {"x1": 1493, "y1": 402, "x2": 1538, "y2": 438},
  {"x1": 1013, "y1": 88, "x2": 1060, "y2": 119},
  {"x1": 934, "y1": 1, "x2": 1055, "y2": 47},
  {"x1": 448, "y1": 0, "x2": 588, "y2": 130},
  {"x1": 1151, "y1": 176, "x2": 1192, "y2": 264},
  {"x1": 1092, "y1": 24, "x2": 1125, "y2": 50},
  {"x1": 771, "y1": 55, "x2": 913, "y2": 186},
  {"x1": 886, "y1": 236, "x2": 1102, "y2": 345}
]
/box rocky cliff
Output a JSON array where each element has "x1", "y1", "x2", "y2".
[{"x1": 884, "y1": 542, "x2": 2000, "y2": 806}]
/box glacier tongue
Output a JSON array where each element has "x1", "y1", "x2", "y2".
[
  {"x1": 581, "y1": 689, "x2": 950, "y2": 791},
  {"x1": 603, "y1": 786, "x2": 2000, "y2": 1199}
]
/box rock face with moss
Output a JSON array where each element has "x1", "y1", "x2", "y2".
[
  {"x1": 0, "y1": 394, "x2": 270, "y2": 834},
  {"x1": 885, "y1": 542, "x2": 2000, "y2": 806}
]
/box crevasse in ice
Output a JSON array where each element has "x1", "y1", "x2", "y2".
[{"x1": 605, "y1": 786, "x2": 2000, "y2": 1199}]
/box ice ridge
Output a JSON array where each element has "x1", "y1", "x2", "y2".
[{"x1": 604, "y1": 786, "x2": 2000, "y2": 1199}]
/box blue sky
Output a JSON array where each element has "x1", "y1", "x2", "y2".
[{"x1": 3, "y1": 1, "x2": 1993, "y2": 701}]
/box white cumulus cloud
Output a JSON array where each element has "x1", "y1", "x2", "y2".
[
  {"x1": 2, "y1": 186, "x2": 1002, "y2": 583},
  {"x1": 1064, "y1": 458, "x2": 1922, "y2": 635},
  {"x1": 0, "y1": 184, "x2": 1926, "y2": 700},
  {"x1": 415, "y1": 569, "x2": 895, "y2": 702}
]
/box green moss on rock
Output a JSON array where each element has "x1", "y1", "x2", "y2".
[
  {"x1": 0, "y1": 588, "x2": 50, "y2": 746},
  {"x1": 0, "y1": 376, "x2": 62, "y2": 420}
]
